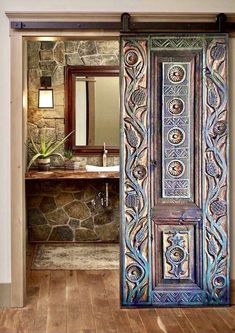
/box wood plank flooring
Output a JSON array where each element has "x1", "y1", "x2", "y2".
[{"x1": 0, "y1": 247, "x2": 234, "y2": 333}]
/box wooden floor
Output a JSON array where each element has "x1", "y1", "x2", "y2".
[{"x1": 0, "y1": 246, "x2": 234, "y2": 333}]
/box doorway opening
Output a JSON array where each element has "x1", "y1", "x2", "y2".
[
  {"x1": 10, "y1": 28, "x2": 120, "y2": 307},
  {"x1": 26, "y1": 37, "x2": 120, "y2": 277}
]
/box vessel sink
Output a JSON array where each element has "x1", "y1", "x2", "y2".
[{"x1": 85, "y1": 165, "x2": 119, "y2": 172}]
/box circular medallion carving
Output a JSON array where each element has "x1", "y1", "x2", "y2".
[
  {"x1": 167, "y1": 160, "x2": 185, "y2": 178},
  {"x1": 210, "y1": 199, "x2": 227, "y2": 216},
  {"x1": 168, "y1": 98, "x2": 185, "y2": 115},
  {"x1": 168, "y1": 246, "x2": 186, "y2": 264},
  {"x1": 133, "y1": 165, "x2": 147, "y2": 180},
  {"x1": 131, "y1": 88, "x2": 146, "y2": 106},
  {"x1": 167, "y1": 128, "x2": 185, "y2": 146},
  {"x1": 168, "y1": 65, "x2": 186, "y2": 83},
  {"x1": 126, "y1": 264, "x2": 144, "y2": 283},
  {"x1": 213, "y1": 275, "x2": 226, "y2": 288},
  {"x1": 125, "y1": 50, "x2": 139, "y2": 66},
  {"x1": 213, "y1": 120, "x2": 227, "y2": 136}
]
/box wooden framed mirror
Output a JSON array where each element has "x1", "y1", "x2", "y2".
[{"x1": 65, "y1": 65, "x2": 120, "y2": 155}]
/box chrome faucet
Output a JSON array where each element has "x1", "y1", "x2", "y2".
[{"x1": 103, "y1": 142, "x2": 108, "y2": 167}]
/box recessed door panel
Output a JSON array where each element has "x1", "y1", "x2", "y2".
[{"x1": 120, "y1": 35, "x2": 229, "y2": 307}]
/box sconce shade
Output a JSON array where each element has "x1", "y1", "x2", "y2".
[{"x1": 38, "y1": 89, "x2": 54, "y2": 108}]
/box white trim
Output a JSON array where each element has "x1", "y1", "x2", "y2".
[{"x1": 5, "y1": 11, "x2": 235, "y2": 22}]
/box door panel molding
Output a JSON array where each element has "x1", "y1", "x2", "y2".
[{"x1": 120, "y1": 34, "x2": 229, "y2": 307}]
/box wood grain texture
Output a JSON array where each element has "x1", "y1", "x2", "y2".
[
  {"x1": 120, "y1": 37, "x2": 150, "y2": 306},
  {"x1": 203, "y1": 36, "x2": 229, "y2": 305},
  {"x1": 25, "y1": 168, "x2": 119, "y2": 180},
  {"x1": 121, "y1": 34, "x2": 229, "y2": 307},
  {"x1": 0, "y1": 259, "x2": 234, "y2": 333}
]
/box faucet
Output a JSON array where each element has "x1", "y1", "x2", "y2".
[{"x1": 103, "y1": 142, "x2": 108, "y2": 167}]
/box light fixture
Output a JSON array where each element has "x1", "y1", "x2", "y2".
[{"x1": 38, "y1": 76, "x2": 54, "y2": 108}]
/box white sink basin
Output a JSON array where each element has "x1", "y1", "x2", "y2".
[{"x1": 86, "y1": 165, "x2": 119, "y2": 172}]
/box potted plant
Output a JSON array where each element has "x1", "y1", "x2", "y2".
[
  {"x1": 64, "y1": 148, "x2": 80, "y2": 170},
  {"x1": 27, "y1": 131, "x2": 73, "y2": 171}
]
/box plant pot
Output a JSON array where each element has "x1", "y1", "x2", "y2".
[
  {"x1": 37, "y1": 158, "x2": 51, "y2": 171},
  {"x1": 64, "y1": 159, "x2": 80, "y2": 170}
]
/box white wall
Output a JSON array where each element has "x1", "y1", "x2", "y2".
[{"x1": 0, "y1": 0, "x2": 235, "y2": 283}]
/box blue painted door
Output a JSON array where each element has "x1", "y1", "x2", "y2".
[{"x1": 120, "y1": 35, "x2": 229, "y2": 307}]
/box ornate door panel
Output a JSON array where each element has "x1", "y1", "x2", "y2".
[{"x1": 120, "y1": 35, "x2": 229, "y2": 307}]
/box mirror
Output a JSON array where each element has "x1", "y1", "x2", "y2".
[{"x1": 65, "y1": 66, "x2": 119, "y2": 155}]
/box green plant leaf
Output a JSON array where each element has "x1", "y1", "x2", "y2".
[
  {"x1": 27, "y1": 153, "x2": 42, "y2": 171},
  {"x1": 28, "y1": 131, "x2": 39, "y2": 154},
  {"x1": 45, "y1": 139, "x2": 57, "y2": 153},
  {"x1": 50, "y1": 152, "x2": 65, "y2": 161},
  {"x1": 45, "y1": 131, "x2": 74, "y2": 156},
  {"x1": 40, "y1": 135, "x2": 47, "y2": 155},
  {"x1": 27, "y1": 131, "x2": 74, "y2": 164}
]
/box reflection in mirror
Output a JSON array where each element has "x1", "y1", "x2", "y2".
[
  {"x1": 65, "y1": 66, "x2": 119, "y2": 155},
  {"x1": 75, "y1": 76, "x2": 119, "y2": 146}
]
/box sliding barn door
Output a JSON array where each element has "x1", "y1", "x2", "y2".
[{"x1": 120, "y1": 34, "x2": 230, "y2": 307}]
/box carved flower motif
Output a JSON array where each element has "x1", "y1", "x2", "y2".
[
  {"x1": 168, "y1": 128, "x2": 185, "y2": 146},
  {"x1": 168, "y1": 160, "x2": 185, "y2": 177},
  {"x1": 125, "y1": 50, "x2": 139, "y2": 66},
  {"x1": 213, "y1": 275, "x2": 226, "y2": 288},
  {"x1": 133, "y1": 165, "x2": 147, "y2": 180},
  {"x1": 213, "y1": 120, "x2": 227, "y2": 136},
  {"x1": 168, "y1": 98, "x2": 184, "y2": 115},
  {"x1": 168, "y1": 246, "x2": 186, "y2": 263},
  {"x1": 126, "y1": 264, "x2": 143, "y2": 283},
  {"x1": 168, "y1": 65, "x2": 186, "y2": 83}
]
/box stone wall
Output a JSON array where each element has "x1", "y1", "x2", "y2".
[
  {"x1": 26, "y1": 180, "x2": 119, "y2": 242},
  {"x1": 27, "y1": 40, "x2": 120, "y2": 242},
  {"x1": 27, "y1": 39, "x2": 119, "y2": 167}
]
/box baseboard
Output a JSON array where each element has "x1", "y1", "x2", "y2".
[
  {"x1": 231, "y1": 279, "x2": 235, "y2": 305},
  {"x1": 0, "y1": 283, "x2": 11, "y2": 307}
]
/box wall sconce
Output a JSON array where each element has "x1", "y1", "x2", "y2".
[{"x1": 38, "y1": 76, "x2": 54, "y2": 108}]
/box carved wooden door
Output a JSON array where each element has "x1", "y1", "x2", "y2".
[{"x1": 120, "y1": 34, "x2": 230, "y2": 307}]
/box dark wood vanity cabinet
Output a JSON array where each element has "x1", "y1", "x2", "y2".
[{"x1": 120, "y1": 35, "x2": 229, "y2": 307}]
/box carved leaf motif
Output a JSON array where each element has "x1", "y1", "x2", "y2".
[
  {"x1": 135, "y1": 225, "x2": 146, "y2": 243},
  {"x1": 211, "y1": 43, "x2": 225, "y2": 61},
  {"x1": 208, "y1": 81, "x2": 220, "y2": 108},
  {"x1": 210, "y1": 199, "x2": 227, "y2": 216},
  {"x1": 206, "y1": 159, "x2": 218, "y2": 177},
  {"x1": 122, "y1": 39, "x2": 149, "y2": 305},
  {"x1": 131, "y1": 88, "x2": 146, "y2": 106},
  {"x1": 126, "y1": 128, "x2": 139, "y2": 148},
  {"x1": 208, "y1": 237, "x2": 218, "y2": 257},
  {"x1": 204, "y1": 37, "x2": 229, "y2": 305},
  {"x1": 125, "y1": 192, "x2": 139, "y2": 208}
]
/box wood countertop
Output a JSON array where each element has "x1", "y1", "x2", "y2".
[{"x1": 25, "y1": 168, "x2": 119, "y2": 180}]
